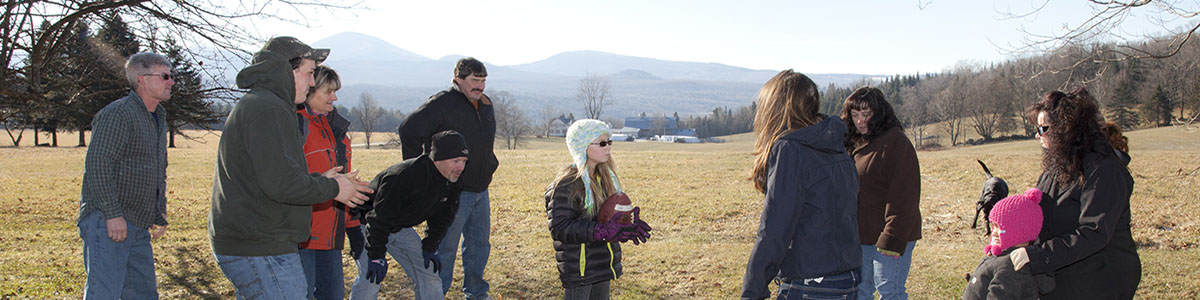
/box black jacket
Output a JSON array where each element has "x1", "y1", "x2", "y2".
[
  {"x1": 361, "y1": 154, "x2": 460, "y2": 260},
  {"x1": 963, "y1": 248, "x2": 1055, "y2": 300},
  {"x1": 741, "y1": 117, "x2": 862, "y2": 300},
  {"x1": 545, "y1": 175, "x2": 622, "y2": 288},
  {"x1": 399, "y1": 86, "x2": 498, "y2": 193},
  {"x1": 1024, "y1": 140, "x2": 1140, "y2": 299}
]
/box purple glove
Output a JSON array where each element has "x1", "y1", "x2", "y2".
[
  {"x1": 593, "y1": 212, "x2": 631, "y2": 242},
  {"x1": 619, "y1": 207, "x2": 652, "y2": 244}
]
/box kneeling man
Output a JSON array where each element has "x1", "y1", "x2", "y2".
[{"x1": 351, "y1": 130, "x2": 469, "y2": 300}]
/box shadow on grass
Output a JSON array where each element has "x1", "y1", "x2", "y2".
[{"x1": 160, "y1": 244, "x2": 227, "y2": 299}]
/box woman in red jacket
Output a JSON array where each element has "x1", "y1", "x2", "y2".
[{"x1": 298, "y1": 65, "x2": 360, "y2": 299}]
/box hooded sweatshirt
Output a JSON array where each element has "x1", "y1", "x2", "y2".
[
  {"x1": 741, "y1": 116, "x2": 861, "y2": 300},
  {"x1": 209, "y1": 48, "x2": 339, "y2": 257}
]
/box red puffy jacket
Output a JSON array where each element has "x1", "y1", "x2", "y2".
[{"x1": 299, "y1": 107, "x2": 358, "y2": 250}]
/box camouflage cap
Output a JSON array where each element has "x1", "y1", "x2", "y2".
[{"x1": 261, "y1": 36, "x2": 329, "y2": 63}]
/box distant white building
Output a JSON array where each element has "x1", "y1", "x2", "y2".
[
  {"x1": 612, "y1": 127, "x2": 640, "y2": 139},
  {"x1": 547, "y1": 115, "x2": 574, "y2": 137}
]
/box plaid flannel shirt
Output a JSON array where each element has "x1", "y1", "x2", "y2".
[{"x1": 78, "y1": 91, "x2": 168, "y2": 229}]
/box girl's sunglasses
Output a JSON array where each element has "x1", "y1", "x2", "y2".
[{"x1": 590, "y1": 140, "x2": 613, "y2": 147}]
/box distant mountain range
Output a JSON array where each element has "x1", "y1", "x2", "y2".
[{"x1": 227, "y1": 32, "x2": 880, "y2": 118}]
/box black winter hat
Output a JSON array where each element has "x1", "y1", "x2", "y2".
[{"x1": 431, "y1": 130, "x2": 469, "y2": 161}]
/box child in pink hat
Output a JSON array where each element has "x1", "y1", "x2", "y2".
[{"x1": 963, "y1": 188, "x2": 1055, "y2": 299}]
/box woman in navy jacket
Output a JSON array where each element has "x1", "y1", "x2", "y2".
[{"x1": 741, "y1": 70, "x2": 862, "y2": 300}]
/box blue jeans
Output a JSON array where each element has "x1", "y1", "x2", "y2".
[
  {"x1": 350, "y1": 227, "x2": 443, "y2": 300},
  {"x1": 300, "y1": 248, "x2": 344, "y2": 299},
  {"x1": 438, "y1": 190, "x2": 492, "y2": 299},
  {"x1": 213, "y1": 252, "x2": 308, "y2": 300},
  {"x1": 78, "y1": 211, "x2": 158, "y2": 300},
  {"x1": 858, "y1": 242, "x2": 916, "y2": 300},
  {"x1": 778, "y1": 269, "x2": 860, "y2": 300}
]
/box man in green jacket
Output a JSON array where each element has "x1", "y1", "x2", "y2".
[{"x1": 209, "y1": 36, "x2": 372, "y2": 299}]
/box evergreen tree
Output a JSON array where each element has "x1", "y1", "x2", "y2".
[
  {"x1": 1142, "y1": 85, "x2": 1173, "y2": 127},
  {"x1": 1108, "y1": 61, "x2": 1143, "y2": 129},
  {"x1": 161, "y1": 37, "x2": 221, "y2": 148}
]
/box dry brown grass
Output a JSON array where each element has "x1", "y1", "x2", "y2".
[{"x1": 1, "y1": 127, "x2": 1196, "y2": 299}]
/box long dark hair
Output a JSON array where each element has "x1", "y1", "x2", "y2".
[
  {"x1": 751, "y1": 70, "x2": 824, "y2": 193},
  {"x1": 840, "y1": 86, "x2": 902, "y2": 149},
  {"x1": 1026, "y1": 87, "x2": 1106, "y2": 185}
]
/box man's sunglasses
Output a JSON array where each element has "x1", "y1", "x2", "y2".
[
  {"x1": 141, "y1": 73, "x2": 173, "y2": 81},
  {"x1": 590, "y1": 140, "x2": 613, "y2": 147}
]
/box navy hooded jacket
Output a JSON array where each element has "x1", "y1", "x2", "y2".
[{"x1": 741, "y1": 116, "x2": 862, "y2": 299}]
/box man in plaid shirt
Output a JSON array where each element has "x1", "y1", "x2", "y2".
[{"x1": 76, "y1": 52, "x2": 174, "y2": 299}]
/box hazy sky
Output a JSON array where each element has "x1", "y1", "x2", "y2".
[{"x1": 251, "y1": 0, "x2": 1194, "y2": 75}]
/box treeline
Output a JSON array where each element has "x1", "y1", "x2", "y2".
[
  {"x1": 675, "y1": 38, "x2": 1200, "y2": 145},
  {"x1": 1, "y1": 14, "x2": 225, "y2": 148}
]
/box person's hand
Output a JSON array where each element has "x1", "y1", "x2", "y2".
[
  {"x1": 150, "y1": 213, "x2": 168, "y2": 240},
  {"x1": 322, "y1": 166, "x2": 344, "y2": 178},
  {"x1": 333, "y1": 170, "x2": 372, "y2": 208},
  {"x1": 619, "y1": 207, "x2": 652, "y2": 245},
  {"x1": 106, "y1": 216, "x2": 128, "y2": 242},
  {"x1": 1010, "y1": 247, "x2": 1031, "y2": 271},
  {"x1": 878, "y1": 248, "x2": 901, "y2": 259},
  {"x1": 366, "y1": 258, "x2": 388, "y2": 284},
  {"x1": 631, "y1": 207, "x2": 652, "y2": 235},
  {"x1": 346, "y1": 225, "x2": 365, "y2": 259},
  {"x1": 423, "y1": 250, "x2": 441, "y2": 273},
  {"x1": 593, "y1": 213, "x2": 631, "y2": 242},
  {"x1": 618, "y1": 228, "x2": 646, "y2": 245}
]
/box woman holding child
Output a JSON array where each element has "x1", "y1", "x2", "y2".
[{"x1": 1011, "y1": 87, "x2": 1141, "y2": 299}]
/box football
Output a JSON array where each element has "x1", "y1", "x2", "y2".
[{"x1": 598, "y1": 192, "x2": 635, "y2": 224}]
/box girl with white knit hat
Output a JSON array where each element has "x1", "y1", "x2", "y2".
[{"x1": 543, "y1": 119, "x2": 652, "y2": 300}]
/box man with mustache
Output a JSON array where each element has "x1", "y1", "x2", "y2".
[
  {"x1": 351, "y1": 130, "x2": 469, "y2": 300},
  {"x1": 399, "y1": 57, "x2": 498, "y2": 300}
]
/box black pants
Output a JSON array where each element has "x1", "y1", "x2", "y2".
[{"x1": 564, "y1": 280, "x2": 610, "y2": 300}]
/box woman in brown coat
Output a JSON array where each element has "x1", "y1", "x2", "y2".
[{"x1": 841, "y1": 87, "x2": 921, "y2": 300}]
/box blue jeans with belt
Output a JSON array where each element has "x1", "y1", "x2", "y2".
[{"x1": 778, "y1": 269, "x2": 860, "y2": 300}]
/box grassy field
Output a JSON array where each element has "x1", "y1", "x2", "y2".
[{"x1": 0, "y1": 127, "x2": 1197, "y2": 299}]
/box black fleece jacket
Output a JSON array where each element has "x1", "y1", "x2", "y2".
[
  {"x1": 399, "y1": 86, "x2": 498, "y2": 193},
  {"x1": 362, "y1": 154, "x2": 460, "y2": 260}
]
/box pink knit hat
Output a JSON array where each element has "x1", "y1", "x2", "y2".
[{"x1": 985, "y1": 188, "x2": 1044, "y2": 256}]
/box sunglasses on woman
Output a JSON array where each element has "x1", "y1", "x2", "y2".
[
  {"x1": 1037, "y1": 126, "x2": 1050, "y2": 135},
  {"x1": 590, "y1": 140, "x2": 613, "y2": 147}
]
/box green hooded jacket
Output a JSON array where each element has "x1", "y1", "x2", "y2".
[{"x1": 209, "y1": 44, "x2": 339, "y2": 257}]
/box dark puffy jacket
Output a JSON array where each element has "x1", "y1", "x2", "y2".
[
  {"x1": 361, "y1": 155, "x2": 460, "y2": 260},
  {"x1": 963, "y1": 248, "x2": 1055, "y2": 300},
  {"x1": 1025, "y1": 139, "x2": 1140, "y2": 299},
  {"x1": 544, "y1": 174, "x2": 622, "y2": 288},
  {"x1": 741, "y1": 117, "x2": 861, "y2": 300},
  {"x1": 399, "y1": 86, "x2": 498, "y2": 193}
]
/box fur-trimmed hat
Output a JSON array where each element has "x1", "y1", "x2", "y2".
[
  {"x1": 565, "y1": 119, "x2": 622, "y2": 214},
  {"x1": 985, "y1": 188, "x2": 1044, "y2": 255}
]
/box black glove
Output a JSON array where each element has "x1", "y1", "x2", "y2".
[
  {"x1": 423, "y1": 250, "x2": 441, "y2": 273},
  {"x1": 347, "y1": 225, "x2": 365, "y2": 259},
  {"x1": 366, "y1": 258, "x2": 388, "y2": 284}
]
